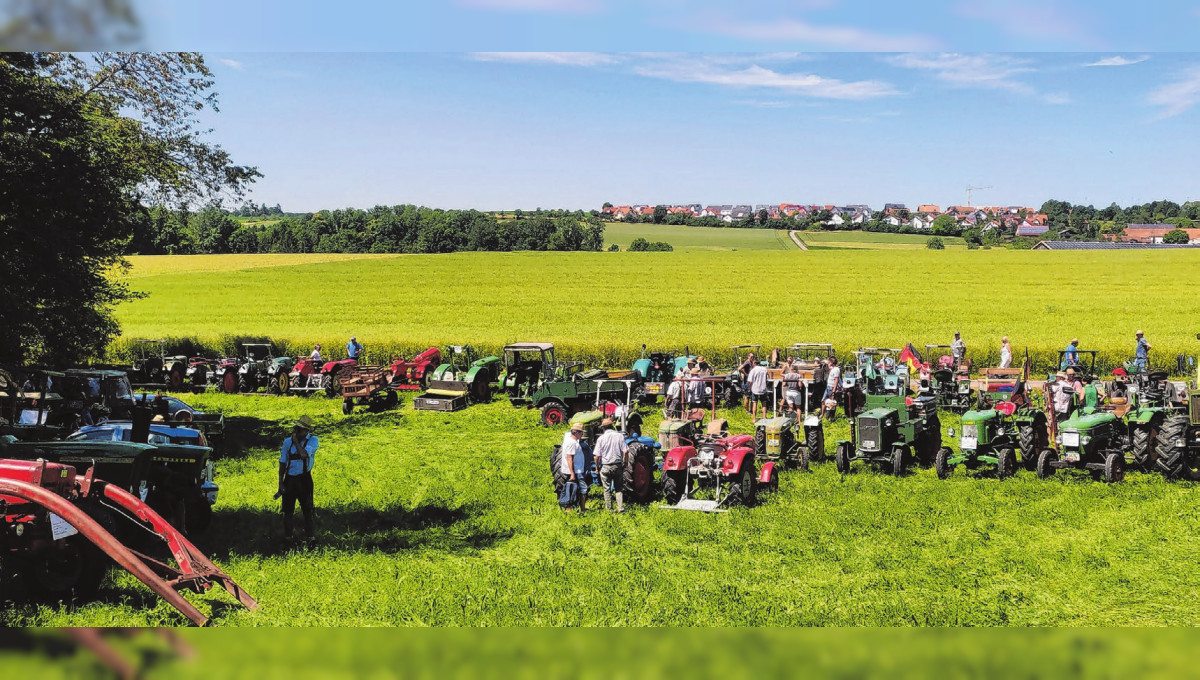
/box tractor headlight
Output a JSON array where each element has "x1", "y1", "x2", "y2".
[
  {"x1": 1080, "y1": 435, "x2": 1091, "y2": 446},
  {"x1": 14, "y1": 524, "x2": 24, "y2": 537},
  {"x1": 1062, "y1": 431, "x2": 1080, "y2": 448}
]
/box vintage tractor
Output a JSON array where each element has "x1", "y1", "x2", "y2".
[
  {"x1": 414, "y1": 345, "x2": 503, "y2": 411},
  {"x1": 1118, "y1": 369, "x2": 1176, "y2": 471},
  {"x1": 529, "y1": 372, "x2": 643, "y2": 426},
  {"x1": 560, "y1": 405, "x2": 660, "y2": 504},
  {"x1": 388, "y1": 347, "x2": 442, "y2": 391},
  {"x1": 1151, "y1": 334, "x2": 1200, "y2": 480},
  {"x1": 287, "y1": 356, "x2": 358, "y2": 397},
  {"x1": 235, "y1": 343, "x2": 293, "y2": 394},
  {"x1": 0, "y1": 456, "x2": 257, "y2": 625},
  {"x1": 753, "y1": 373, "x2": 825, "y2": 471},
  {"x1": 659, "y1": 432, "x2": 776, "y2": 512},
  {"x1": 63, "y1": 369, "x2": 135, "y2": 420},
  {"x1": 973, "y1": 356, "x2": 1049, "y2": 470},
  {"x1": 935, "y1": 401, "x2": 1021, "y2": 479},
  {"x1": 502, "y1": 343, "x2": 575, "y2": 401},
  {"x1": 1038, "y1": 408, "x2": 1127, "y2": 483},
  {"x1": 184, "y1": 356, "x2": 219, "y2": 393},
  {"x1": 918, "y1": 344, "x2": 974, "y2": 413},
  {"x1": 834, "y1": 348, "x2": 942, "y2": 475},
  {"x1": 631, "y1": 345, "x2": 693, "y2": 402},
  {"x1": 123, "y1": 339, "x2": 191, "y2": 392},
  {"x1": 212, "y1": 357, "x2": 241, "y2": 394}
]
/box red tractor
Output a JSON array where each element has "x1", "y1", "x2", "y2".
[
  {"x1": 660, "y1": 431, "x2": 777, "y2": 512},
  {"x1": 388, "y1": 347, "x2": 442, "y2": 391},
  {"x1": 288, "y1": 356, "x2": 358, "y2": 397},
  {"x1": 0, "y1": 458, "x2": 257, "y2": 625}
]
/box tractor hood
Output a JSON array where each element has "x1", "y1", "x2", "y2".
[
  {"x1": 755, "y1": 415, "x2": 796, "y2": 429},
  {"x1": 860, "y1": 407, "x2": 899, "y2": 421},
  {"x1": 1061, "y1": 412, "x2": 1118, "y2": 431},
  {"x1": 570, "y1": 410, "x2": 605, "y2": 427},
  {"x1": 961, "y1": 409, "x2": 1000, "y2": 425}
]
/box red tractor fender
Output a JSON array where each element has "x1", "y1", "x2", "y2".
[
  {"x1": 720, "y1": 434, "x2": 754, "y2": 449},
  {"x1": 293, "y1": 358, "x2": 315, "y2": 377},
  {"x1": 414, "y1": 347, "x2": 442, "y2": 365},
  {"x1": 721, "y1": 446, "x2": 755, "y2": 475},
  {"x1": 758, "y1": 460, "x2": 777, "y2": 485},
  {"x1": 662, "y1": 445, "x2": 696, "y2": 471},
  {"x1": 324, "y1": 358, "x2": 356, "y2": 374}
]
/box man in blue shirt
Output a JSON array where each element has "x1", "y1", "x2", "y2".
[
  {"x1": 1134, "y1": 330, "x2": 1151, "y2": 373},
  {"x1": 1062, "y1": 338, "x2": 1080, "y2": 370},
  {"x1": 277, "y1": 415, "x2": 319, "y2": 542},
  {"x1": 346, "y1": 336, "x2": 364, "y2": 360}
]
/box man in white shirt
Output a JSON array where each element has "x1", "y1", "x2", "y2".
[
  {"x1": 665, "y1": 371, "x2": 683, "y2": 418},
  {"x1": 999, "y1": 337, "x2": 1012, "y2": 369},
  {"x1": 593, "y1": 418, "x2": 628, "y2": 512},
  {"x1": 820, "y1": 357, "x2": 842, "y2": 419},
  {"x1": 747, "y1": 362, "x2": 769, "y2": 420},
  {"x1": 559, "y1": 422, "x2": 586, "y2": 513}
]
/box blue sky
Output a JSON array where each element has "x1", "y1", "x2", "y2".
[
  {"x1": 196, "y1": 52, "x2": 1200, "y2": 211},
  {"x1": 143, "y1": 1, "x2": 1200, "y2": 52}
]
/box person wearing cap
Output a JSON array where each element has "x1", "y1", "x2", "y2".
[
  {"x1": 687, "y1": 364, "x2": 706, "y2": 408},
  {"x1": 1050, "y1": 368, "x2": 1084, "y2": 422},
  {"x1": 951, "y1": 332, "x2": 966, "y2": 368},
  {"x1": 999, "y1": 336, "x2": 1012, "y2": 369},
  {"x1": 1061, "y1": 338, "x2": 1080, "y2": 370},
  {"x1": 559, "y1": 422, "x2": 587, "y2": 513},
  {"x1": 1134, "y1": 330, "x2": 1151, "y2": 373},
  {"x1": 593, "y1": 418, "x2": 629, "y2": 513},
  {"x1": 278, "y1": 415, "x2": 319, "y2": 542},
  {"x1": 346, "y1": 336, "x2": 364, "y2": 361}
]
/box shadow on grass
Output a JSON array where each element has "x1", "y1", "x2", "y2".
[
  {"x1": 201, "y1": 501, "x2": 514, "y2": 559},
  {"x1": 215, "y1": 408, "x2": 405, "y2": 460}
]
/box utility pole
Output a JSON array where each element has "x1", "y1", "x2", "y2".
[{"x1": 966, "y1": 185, "x2": 993, "y2": 207}]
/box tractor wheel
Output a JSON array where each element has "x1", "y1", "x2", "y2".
[
  {"x1": 275, "y1": 372, "x2": 290, "y2": 396},
  {"x1": 1103, "y1": 452, "x2": 1125, "y2": 483},
  {"x1": 625, "y1": 413, "x2": 644, "y2": 438},
  {"x1": 384, "y1": 389, "x2": 399, "y2": 409},
  {"x1": 222, "y1": 370, "x2": 238, "y2": 395},
  {"x1": 1018, "y1": 424, "x2": 1038, "y2": 471},
  {"x1": 624, "y1": 444, "x2": 655, "y2": 503},
  {"x1": 835, "y1": 442, "x2": 852, "y2": 475},
  {"x1": 168, "y1": 365, "x2": 185, "y2": 391},
  {"x1": 806, "y1": 425, "x2": 824, "y2": 463},
  {"x1": 470, "y1": 378, "x2": 491, "y2": 403},
  {"x1": 540, "y1": 401, "x2": 570, "y2": 427},
  {"x1": 891, "y1": 445, "x2": 908, "y2": 476},
  {"x1": 920, "y1": 416, "x2": 942, "y2": 467},
  {"x1": 1036, "y1": 449, "x2": 1057, "y2": 479},
  {"x1": 191, "y1": 366, "x2": 208, "y2": 392},
  {"x1": 726, "y1": 467, "x2": 755, "y2": 508},
  {"x1": 765, "y1": 465, "x2": 780, "y2": 493},
  {"x1": 935, "y1": 446, "x2": 952, "y2": 480},
  {"x1": 722, "y1": 384, "x2": 740, "y2": 408},
  {"x1": 1154, "y1": 415, "x2": 1191, "y2": 479},
  {"x1": 25, "y1": 501, "x2": 116, "y2": 602},
  {"x1": 238, "y1": 374, "x2": 255, "y2": 394},
  {"x1": 550, "y1": 445, "x2": 564, "y2": 496},
  {"x1": 342, "y1": 400, "x2": 354, "y2": 415},
  {"x1": 662, "y1": 470, "x2": 686, "y2": 505},
  {"x1": 753, "y1": 427, "x2": 766, "y2": 459},
  {"x1": 1130, "y1": 419, "x2": 1161, "y2": 471},
  {"x1": 996, "y1": 447, "x2": 1016, "y2": 479},
  {"x1": 327, "y1": 369, "x2": 344, "y2": 398},
  {"x1": 185, "y1": 492, "x2": 213, "y2": 536},
  {"x1": 795, "y1": 441, "x2": 810, "y2": 472}
]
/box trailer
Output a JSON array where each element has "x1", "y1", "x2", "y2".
[{"x1": 339, "y1": 365, "x2": 398, "y2": 415}]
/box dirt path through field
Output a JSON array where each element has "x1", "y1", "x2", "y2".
[{"x1": 789, "y1": 230, "x2": 808, "y2": 250}]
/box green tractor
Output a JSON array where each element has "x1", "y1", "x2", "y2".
[
  {"x1": 414, "y1": 345, "x2": 502, "y2": 409},
  {"x1": 936, "y1": 402, "x2": 1021, "y2": 479},
  {"x1": 1037, "y1": 351, "x2": 1126, "y2": 482},
  {"x1": 501, "y1": 343, "x2": 576, "y2": 401},
  {"x1": 752, "y1": 347, "x2": 831, "y2": 471},
  {"x1": 834, "y1": 348, "x2": 942, "y2": 476},
  {"x1": 971, "y1": 356, "x2": 1049, "y2": 470},
  {"x1": 1152, "y1": 334, "x2": 1200, "y2": 479}
]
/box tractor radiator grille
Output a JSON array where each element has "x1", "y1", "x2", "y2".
[
  {"x1": 1192, "y1": 396, "x2": 1200, "y2": 424},
  {"x1": 859, "y1": 418, "x2": 882, "y2": 451}
]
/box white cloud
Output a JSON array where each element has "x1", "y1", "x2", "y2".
[
  {"x1": 1085, "y1": 55, "x2": 1150, "y2": 67},
  {"x1": 886, "y1": 53, "x2": 1036, "y2": 95},
  {"x1": 954, "y1": 1, "x2": 1097, "y2": 45},
  {"x1": 694, "y1": 17, "x2": 938, "y2": 51},
  {"x1": 456, "y1": 0, "x2": 602, "y2": 12},
  {"x1": 1148, "y1": 66, "x2": 1200, "y2": 118},
  {"x1": 471, "y1": 52, "x2": 622, "y2": 67},
  {"x1": 219, "y1": 58, "x2": 245, "y2": 71},
  {"x1": 634, "y1": 58, "x2": 899, "y2": 100}
]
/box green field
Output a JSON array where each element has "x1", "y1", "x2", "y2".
[
  {"x1": 797, "y1": 230, "x2": 967, "y2": 249},
  {"x1": 115, "y1": 249, "x2": 1200, "y2": 373},
  {"x1": 7, "y1": 392, "x2": 1200, "y2": 627},
  {"x1": 602, "y1": 222, "x2": 796, "y2": 251}
]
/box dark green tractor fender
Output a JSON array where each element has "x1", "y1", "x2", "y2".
[{"x1": 1127, "y1": 408, "x2": 1166, "y2": 425}]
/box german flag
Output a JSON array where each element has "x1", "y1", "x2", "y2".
[{"x1": 898, "y1": 343, "x2": 923, "y2": 375}]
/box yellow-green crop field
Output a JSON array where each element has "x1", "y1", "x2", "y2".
[{"x1": 116, "y1": 249, "x2": 1200, "y2": 374}]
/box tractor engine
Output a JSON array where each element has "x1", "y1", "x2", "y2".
[{"x1": 856, "y1": 409, "x2": 898, "y2": 453}]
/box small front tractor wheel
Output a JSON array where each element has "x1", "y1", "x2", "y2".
[
  {"x1": 765, "y1": 465, "x2": 780, "y2": 493},
  {"x1": 342, "y1": 399, "x2": 354, "y2": 415},
  {"x1": 753, "y1": 426, "x2": 766, "y2": 459},
  {"x1": 470, "y1": 377, "x2": 491, "y2": 403},
  {"x1": 935, "y1": 446, "x2": 952, "y2": 480},
  {"x1": 1018, "y1": 425, "x2": 1036, "y2": 469},
  {"x1": 1103, "y1": 452, "x2": 1125, "y2": 483},
  {"x1": 726, "y1": 467, "x2": 755, "y2": 508},
  {"x1": 835, "y1": 442, "x2": 851, "y2": 475},
  {"x1": 722, "y1": 384, "x2": 740, "y2": 408},
  {"x1": 1036, "y1": 449, "x2": 1057, "y2": 479},
  {"x1": 662, "y1": 470, "x2": 685, "y2": 504},
  {"x1": 806, "y1": 425, "x2": 824, "y2": 463},
  {"x1": 891, "y1": 445, "x2": 908, "y2": 476},
  {"x1": 191, "y1": 366, "x2": 208, "y2": 392},
  {"x1": 996, "y1": 447, "x2": 1015, "y2": 479},
  {"x1": 539, "y1": 401, "x2": 570, "y2": 427}
]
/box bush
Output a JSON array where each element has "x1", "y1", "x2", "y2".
[
  {"x1": 926, "y1": 237, "x2": 945, "y2": 250},
  {"x1": 607, "y1": 244, "x2": 620, "y2": 252},
  {"x1": 628, "y1": 238, "x2": 673, "y2": 252},
  {"x1": 1163, "y1": 228, "x2": 1190, "y2": 244}
]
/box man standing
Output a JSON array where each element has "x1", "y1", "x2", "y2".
[
  {"x1": 820, "y1": 357, "x2": 841, "y2": 419},
  {"x1": 665, "y1": 370, "x2": 683, "y2": 418},
  {"x1": 278, "y1": 415, "x2": 318, "y2": 543},
  {"x1": 1135, "y1": 330, "x2": 1151, "y2": 373},
  {"x1": 593, "y1": 418, "x2": 628, "y2": 513},
  {"x1": 999, "y1": 336, "x2": 1012, "y2": 369},
  {"x1": 1061, "y1": 338, "x2": 1080, "y2": 369},
  {"x1": 346, "y1": 336, "x2": 364, "y2": 361},
  {"x1": 558, "y1": 422, "x2": 587, "y2": 513},
  {"x1": 951, "y1": 332, "x2": 966, "y2": 367},
  {"x1": 747, "y1": 360, "x2": 769, "y2": 420}
]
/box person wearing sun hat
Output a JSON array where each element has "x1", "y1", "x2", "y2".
[
  {"x1": 1134, "y1": 330, "x2": 1151, "y2": 373},
  {"x1": 278, "y1": 414, "x2": 319, "y2": 542}
]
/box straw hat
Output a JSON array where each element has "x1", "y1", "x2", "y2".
[
  {"x1": 570, "y1": 422, "x2": 584, "y2": 433},
  {"x1": 600, "y1": 418, "x2": 614, "y2": 428},
  {"x1": 292, "y1": 415, "x2": 315, "y2": 430}
]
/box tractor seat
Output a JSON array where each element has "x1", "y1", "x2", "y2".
[
  {"x1": 1147, "y1": 371, "x2": 1169, "y2": 382},
  {"x1": 995, "y1": 401, "x2": 1017, "y2": 416},
  {"x1": 685, "y1": 408, "x2": 706, "y2": 423}
]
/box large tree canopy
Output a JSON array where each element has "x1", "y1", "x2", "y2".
[{"x1": 0, "y1": 52, "x2": 257, "y2": 366}]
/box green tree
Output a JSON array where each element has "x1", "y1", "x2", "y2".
[
  {"x1": 652, "y1": 205, "x2": 667, "y2": 224},
  {"x1": 1163, "y1": 228, "x2": 1190, "y2": 244},
  {"x1": 926, "y1": 237, "x2": 945, "y2": 250},
  {"x1": 628, "y1": 237, "x2": 650, "y2": 252},
  {"x1": 932, "y1": 214, "x2": 959, "y2": 236},
  {"x1": 0, "y1": 53, "x2": 257, "y2": 365}
]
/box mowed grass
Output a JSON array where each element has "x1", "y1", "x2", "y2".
[
  {"x1": 602, "y1": 222, "x2": 796, "y2": 251},
  {"x1": 119, "y1": 250, "x2": 1200, "y2": 371},
  {"x1": 797, "y1": 230, "x2": 967, "y2": 250},
  {"x1": 6, "y1": 392, "x2": 1200, "y2": 627},
  {"x1": 124, "y1": 253, "x2": 401, "y2": 278}
]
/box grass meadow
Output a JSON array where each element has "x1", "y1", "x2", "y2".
[
  {"x1": 6, "y1": 390, "x2": 1200, "y2": 627},
  {"x1": 116, "y1": 248, "x2": 1200, "y2": 373},
  {"x1": 796, "y1": 230, "x2": 968, "y2": 249},
  {"x1": 601, "y1": 222, "x2": 797, "y2": 251}
]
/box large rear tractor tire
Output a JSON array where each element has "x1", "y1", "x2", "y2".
[
  {"x1": 624, "y1": 444, "x2": 656, "y2": 504},
  {"x1": 753, "y1": 427, "x2": 766, "y2": 459},
  {"x1": 470, "y1": 378, "x2": 491, "y2": 403},
  {"x1": 327, "y1": 369, "x2": 344, "y2": 398},
  {"x1": 222, "y1": 370, "x2": 238, "y2": 395},
  {"x1": 168, "y1": 365, "x2": 185, "y2": 391},
  {"x1": 190, "y1": 366, "x2": 208, "y2": 392},
  {"x1": 1130, "y1": 419, "x2": 1161, "y2": 472},
  {"x1": 384, "y1": 389, "x2": 399, "y2": 409},
  {"x1": 274, "y1": 372, "x2": 290, "y2": 396},
  {"x1": 1154, "y1": 415, "x2": 1191, "y2": 479},
  {"x1": 722, "y1": 384, "x2": 740, "y2": 409},
  {"x1": 540, "y1": 401, "x2": 570, "y2": 427}
]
